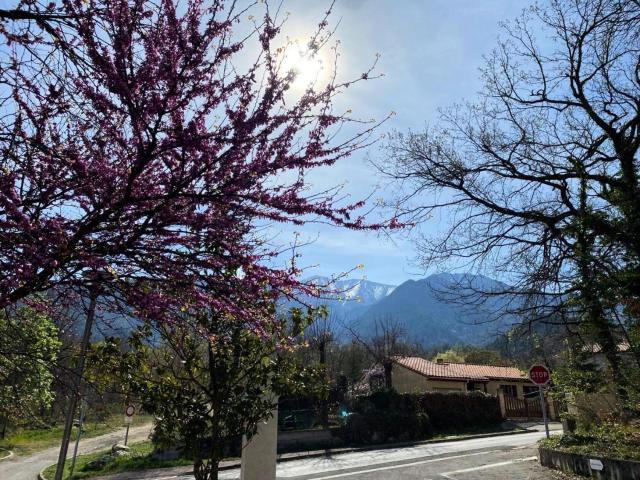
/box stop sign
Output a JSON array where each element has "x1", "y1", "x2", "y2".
[{"x1": 529, "y1": 364, "x2": 551, "y2": 385}]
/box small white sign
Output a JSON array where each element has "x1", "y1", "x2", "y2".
[
  {"x1": 124, "y1": 404, "x2": 135, "y2": 424},
  {"x1": 589, "y1": 459, "x2": 604, "y2": 471}
]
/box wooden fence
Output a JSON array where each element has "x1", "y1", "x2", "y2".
[{"x1": 503, "y1": 395, "x2": 555, "y2": 419}]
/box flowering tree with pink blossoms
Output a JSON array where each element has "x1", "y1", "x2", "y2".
[
  {"x1": 0, "y1": 0, "x2": 387, "y2": 317},
  {"x1": 0, "y1": 1, "x2": 391, "y2": 478}
]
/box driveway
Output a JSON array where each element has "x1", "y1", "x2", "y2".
[{"x1": 0, "y1": 423, "x2": 153, "y2": 480}]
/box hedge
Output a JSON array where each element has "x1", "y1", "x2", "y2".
[
  {"x1": 341, "y1": 390, "x2": 501, "y2": 445},
  {"x1": 420, "y1": 391, "x2": 502, "y2": 430}
]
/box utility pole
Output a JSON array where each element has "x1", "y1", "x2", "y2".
[{"x1": 54, "y1": 282, "x2": 99, "y2": 480}]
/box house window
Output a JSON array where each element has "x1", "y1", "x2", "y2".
[
  {"x1": 500, "y1": 385, "x2": 517, "y2": 397},
  {"x1": 467, "y1": 382, "x2": 487, "y2": 392},
  {"x1": 523, "y1": 386, "x2": 539, "y2": 397},
  {"x1": 434, "y1": 387, "x2": 463, "y2": 392}
]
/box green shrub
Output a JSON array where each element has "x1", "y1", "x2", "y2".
[
  {"x1": 341, "y1": 390, "x2": 501, "y2": 446},
  {"x1": 419, "y1": 391, "x2": 501, "y2": 431},
  {"x1": 342, "y1": 413, "x2": 373, "y2": 444},
  {"x1": 342, "y1": 391, "x2": 432, "y2": 444},
  {"x1": 539, "y1": 422, "x2": 640, "y2": 461}
]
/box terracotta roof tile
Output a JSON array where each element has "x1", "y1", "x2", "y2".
[
  {"x1": 581, "y1": 342, "x2": 630, "y2": 353},
  {"x1": 392, "y1": 356, "x2": 529, "y2": 382}
]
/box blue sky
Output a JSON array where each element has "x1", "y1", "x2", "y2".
[{"x1": 272, "y1": 0, "x2": 528, "y2": 286}]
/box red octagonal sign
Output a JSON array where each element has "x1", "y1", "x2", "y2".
[{"x1": 529, "y1": 364, "x2": 551, "y2": 385}]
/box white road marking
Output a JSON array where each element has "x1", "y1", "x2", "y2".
[
  {"x1": 439, "y1": 456, "x2": 537, "y2": 478},
  {"x1": 307, "y1": 450, "x2": 502, "y2": 479},
  {"x1": 275, "y1": 432, "x2": 547, "y2": 478}
]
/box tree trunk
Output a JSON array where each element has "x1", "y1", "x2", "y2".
[
  {"x1": 575, "y1": 172, "x2": 627, "y2": 401},
  {"x1": 207, "y1": 339, "x2": 221, "y2": 480},
  {"x1": 596, "y1": 323, "x2": 627, "y2": 398},
  {"x1": 192, "y1": 456, "x2": 220, "y2": 480},
  {"x1": 383, "y1": 361, "x2": 393, "y2": 390},
  {"x1": 193, "y1": 457, "x2": 206, "y2": 480},
  {"x1": 319, "y1": 341, "x2": 329, "y2": 428},
  {"x1": 209, "y1": 459, "x2": 219, "y2": 480}
]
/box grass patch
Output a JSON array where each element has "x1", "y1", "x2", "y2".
[
  {"x1": 42, "y1": 441, "x2": 195, "y2": 480},
  {"x1": 539, "y1": 422, "x2": 640, "y2": 462},
  {"x1": 0, "y1": 415, "x2": 153, "y2": 456}
]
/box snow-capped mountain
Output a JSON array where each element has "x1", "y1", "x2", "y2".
[
  {"x1": 354, "y1": 273, "x2": 519, "y2": 346},
  {"x1": 329, "y1": 278, "x2": 397, "y2": 305},
  {"x1": 278, "y1": 276, "x2": 397, "y2": 319}
]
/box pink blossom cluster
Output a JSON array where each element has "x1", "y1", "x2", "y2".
[{"x1": 0, "y1": 0, "x2": 393, "y2": 331}]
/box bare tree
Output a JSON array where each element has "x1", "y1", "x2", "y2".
[
  {"x1": 347, "y1": 315, "x2": 408, "y2": 390},
  {"x1": 305, "y1": 307, "x2": 340, "y2": 427},
  {"x1": 379, "y1": 0, "x2": 640, "y2": 393}
]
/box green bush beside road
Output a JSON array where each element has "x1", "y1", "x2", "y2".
[
  {"x1": 42, "y1": 440, "x2": 193, "y2": 480},
  {"x1": 341, "y1": 390, "x2": 502, "y2": 445},
  {"x1": 539, "y1": 422, "x2": 640, "y2": 462},
  {"x1": 419, "y1": 391, "x2": 502, "y2": 430}
]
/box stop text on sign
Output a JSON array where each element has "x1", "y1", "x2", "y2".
[{"x1": 529, "y1": 365, "x2": 551, "y2": 385}]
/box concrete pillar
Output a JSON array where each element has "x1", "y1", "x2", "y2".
[
  {"x1": 241, "y1": 404, "x2": 278, "y2": 480},
  {"x1": 497, "y1": 391, "x2": 507, "y2": 418},
  {"x1": 547, "y1": 394, "x2": 557, "y2": 420}
]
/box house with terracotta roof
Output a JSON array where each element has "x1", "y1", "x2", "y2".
[
  {"x1": 581, "y1": 342, "x2": 632, "y2": 370},
  {"x1": 389, "y1": 356, "x2": 536, "y2": 399}
]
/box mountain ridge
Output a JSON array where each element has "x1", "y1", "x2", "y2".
[
  {"x1": 293, "y1": 273, "x2": 518, "y2": 347},
  {"x1": 279, "y1": 276, "x2": 397, "y2": 319}
]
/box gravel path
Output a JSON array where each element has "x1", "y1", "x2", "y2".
[{"x1": 0, "y1": 423, "x2": 153, "y2": 480}]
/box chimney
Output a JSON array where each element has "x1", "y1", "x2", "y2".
[{"x1": 436, "y1": 358, "x2": 444, "y2": 364}]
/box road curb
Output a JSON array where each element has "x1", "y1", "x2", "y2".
[
  {"x1": 0, "y1": 448, "x2": 13, "y2": 461},
  {"x1": 38, "y1": 466, "x2": 47, "y2": 480},
  {"x1": 539, "y1": 447, "x2": 640, "y2": 478}
]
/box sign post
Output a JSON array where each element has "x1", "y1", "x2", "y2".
[
  {"x1": 68, "y1": 396, "x2": 88, "y2": 479},
  {"x1": 124, "y1": 404, "x2": 135, "y2": 445},
  {"x1": 529, "y1": 364, "x2": 551, "y2": 438}
]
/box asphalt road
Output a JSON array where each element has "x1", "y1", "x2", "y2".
[
  {"x1": 140, "y1": 431, "x2": 567, "y2": 480},
  {"x1": 0, "y1": 423, "x2": 152, "y2": 480}
]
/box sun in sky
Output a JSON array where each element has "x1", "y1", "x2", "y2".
[{"x1": 280, "y1": 40, "x2": 328, "y2": 90}]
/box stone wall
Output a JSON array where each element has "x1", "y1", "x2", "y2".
[{"x1": 539, "y1": 448, "x2": 640, "y2": 479}]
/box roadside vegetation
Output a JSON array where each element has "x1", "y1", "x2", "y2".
[
  {"x1": 340, "y1": 390, "x2": 503, "y2": 445},
  {"x1": 41, "y1": 440, "x2": 193, "y2": 480},
  {"x1": 539, "y1": 423, "x2": 640, "y2": 462}
]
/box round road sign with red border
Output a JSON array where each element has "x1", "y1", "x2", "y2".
[
  {"x1": 125, "y1": 405, "x2": 136, "y2": 417},
  {"x1": 529, "y1": 364, "x2": 551, "y2": 385}
]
